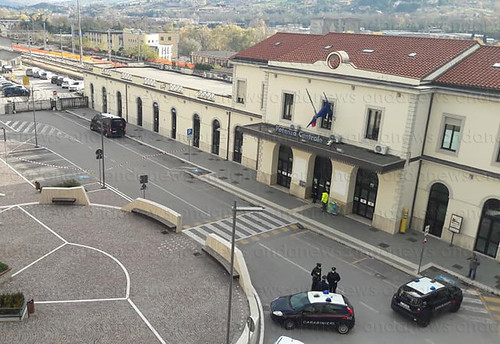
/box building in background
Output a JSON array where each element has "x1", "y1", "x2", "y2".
[
  {"x1": 123, "y1": 29, "x2": 177, "y2": 60},
  {"x1": 190, "y1": 51, "x2": 236, "y2": 68},
  {"x1": 85, "y1": 30, "x2": 123, "y2": 51},
  {"x1": 310, "y1": 16, "x2": 361, "y2": 34}
]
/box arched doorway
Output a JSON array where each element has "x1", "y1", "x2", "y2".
[
  {"x1": 352, "y1": 169, "x2": 378, "y2": 220},
  {"x1": 212, "y1": 120, "x2": 220, "y2": 155},
  {"x1": 117, "y1": 91, "x2": 122, "y2": 117},
  {"x1": 171, "y1": 108, "x2": 177, "y2": 139},
  {"x1": 233, "y1": 126, "x2": 243, "y2": 163},
  {"x1": 312, "y1": 156, "x2": 332, "y2": 202},
  {"x1": 137, "y1": 97, "x2": 142, "y2": 126},
  {"x1": 193, "y1": 114, "x2": 200, "y2": 148},
  {"x1": 277, "y1": 145, "x2": 293, "y2": 189},
  {"x1": 474, "y1": 199, "x2": 500, "y2": 257},
  {"x1": 102, "y1": 87, "x2": 107, "y2": 113},
  {"x1": 423, "y1": 183, "x2": 449, "y2": 237},
  {"x1": 90, "y1": 83, "x2": 94, "y2": 109},
  {"x1": 153, "y1": 102, "x2": 159, "y2": 132}
]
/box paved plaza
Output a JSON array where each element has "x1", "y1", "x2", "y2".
[{"x1": 0, "y1": 156, "x2": 248, "y2": 344}]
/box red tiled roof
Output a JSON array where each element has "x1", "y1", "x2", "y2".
[
  {"x1": 435, "y1": 45, "x2": 500, "y2": 90},
  {"x1": 233, "y1": 32, "x2": 479, "y2": 79},
  {"x1": 230, "y1": 32, "x2": 323, "y2": 62}
]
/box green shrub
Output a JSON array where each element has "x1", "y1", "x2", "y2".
[
  {"x1": 194, "y1": 63, "x2": 213, "y2": 71},
  {"x1": 0, "y1": 261, "x2": 8, "y2": 272},
  {"x1": 0, "y1": 292, "x2": 25, "y2": 314}
]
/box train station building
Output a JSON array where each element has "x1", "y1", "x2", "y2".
[{"x1": 83, "y1": 32, "x2": 500, "y2": 261}]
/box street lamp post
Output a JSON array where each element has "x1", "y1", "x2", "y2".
[
  {"x1": 31, "y1": 86, "x2": 39, "y2": 148},
  {"x1": 77, "y1": 0, "x2": 83, "y2": 66},
  {"x1": 225, "y1": 202, "x2": 264, "y2": 344},
  {"x1": 1, "y1": 127, "x2": 6, "y2": 163},
  {"x1": 100, "y1": 123, "x2": 106, "y2": 189}
]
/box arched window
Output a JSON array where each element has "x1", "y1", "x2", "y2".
[
  {"x1": 90, "y1": 83, "x2": 94, "y2": 109},
  {"x1": 102, "y1": 87, "x2": 107, "y2": 113},
  {"x1": 171, "y1": 108, "x2": 177, "y2": 139},
  {"x1": 193, "y1": 114, "x2": 200, "y2": 148},
  {"x1": 137, "y1": 97, "x2": 142, "y2": 126},
  {"x1": 233, "y1": 126, "x2": 243, "y2": 163},
  {"x1": 212, "y1": 120, "x2": 220, "y2": 155},
  {"x1": 153, "y1": 102, "x2": 159, "y2": 132},
  {"x1": 117, "y1": 91, "x2": 122, "y2": 117},
  {"x1": 475, "y1": 199, "x2": 500, "y2": 257}
]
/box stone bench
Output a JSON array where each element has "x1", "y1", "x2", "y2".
[
  {"x1": 132, "y1": 208, "x2": 176, "y2": 232},
  {"x1": 202, "y1": 245, "x2": 239, "y2": 279}
]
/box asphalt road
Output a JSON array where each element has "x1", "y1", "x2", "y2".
[
  {"x1": 1, "y1": 110, "x2": 498, "y2": 344},
  {"x1": 239, "y1": 228, "x2": 499, "y2": 344},
  {"x1": 0, "y1": 110, "x2": 252, "y2": 227}
]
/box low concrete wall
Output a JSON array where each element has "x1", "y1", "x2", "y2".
[
  {"x1": 39, "y1": 186, "x2": 90, "y2": 205},
  {"x1": 121, "y1": 198, "x2": 182, "y2": 233},
  {"x1": 205, "y1": 234, "x2": 262, "y2": 344}
]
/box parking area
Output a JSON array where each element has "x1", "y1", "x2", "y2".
[
  {"x1": 0, "y1": 151, "x2": 249, "y2": 344},
  {"x1": 0, "y1": 67, "x2": 81, "y2": 106}
]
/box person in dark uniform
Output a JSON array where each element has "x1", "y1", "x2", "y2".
[
  {"x1": 316, "y1": 275, "x2": 329, "y2": 292},
  {"x1": 327, "y1": 267, "x2": 341, "y2": 293},
  {"x1": 311, "y1": 263, "x2": 322, "y2": 290}
]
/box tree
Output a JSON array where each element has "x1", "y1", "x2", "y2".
[
  {"x1": 178, "y1": 38, "x2": 201, "y2": 57},
  {"x1": 124, "y1": 43, "x2": 158, "y2": 61}
]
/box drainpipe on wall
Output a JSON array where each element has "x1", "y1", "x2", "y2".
[
  {"x1": 226, "y1": 111, "x2": 231, "y2": 161},
  {"x1": 408, "y1": 92, "x2": 434, "y2": 229}
]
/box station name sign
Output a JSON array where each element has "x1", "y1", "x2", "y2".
[{"x1": 275, "y1": 125, "x2": 326, "y2": 144}]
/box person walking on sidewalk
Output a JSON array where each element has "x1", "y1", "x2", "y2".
[
  {"x1": 466, "y1": 252, "x2": 480, "y2": 280},
  {"x1": 311, "y1": 263, "x2": 322, "y2": 290},
  {"x1": 321, "y1": 191, "x2": 329, "y2": 212},
  {"x1": 327, "y1": 267, "x2": 341, "y2": 293}
]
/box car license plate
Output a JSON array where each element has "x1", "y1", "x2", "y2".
[{"x1": 399, "y1": 302, "x2": 410, "y2": 310}]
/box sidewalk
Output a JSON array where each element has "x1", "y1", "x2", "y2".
[{"x1": 67, "y1": 108, "x2": 500, "y2": 295}]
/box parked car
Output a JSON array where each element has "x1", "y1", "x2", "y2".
[
  {"x1": 4, "y1": 87, "x2": 29, "y2": 97},
  {"x1": 56, "y1": 76, "x2": 67, "y2": 87},
  {"x1": 0, "y1": 82, "x2": 15, "y2": 91},
  {"x1": 270, "y1": 290, "x2": 355, "y2": 334},
  {"x1": 61, "y1": 78, "x2": 73, "y2": 89},
  {"x1": 68, "y1": 80, "x2": 84, "y2": 92},
  {"x1": 40, "y1": 71, "x2": 53, "y2": 80},
  {"x1": 90, "y1": 113, "x2": 126, "y2": 137},
  {"x1": 33, "y1": 69, "x2": 44, "y2": 78},
  {"x1": 51, "y1": 74, "x2": 60, "y2": 84},
  {"x1": 1, "y1": 65, "x2": 13, "y2": 73},
  {"x1": 273, "y1": 336, "x2": 305, "y2": 344},
  {"x1": 391, "y1": 277, "x2": 462, "y2": 327},
  {"x1": 25, "y1": 67, "x2": 37, "y2": 77}
]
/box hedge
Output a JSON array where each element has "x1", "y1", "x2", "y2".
[
  {"x1": 0, "y1": 292, "x2": 25, "y2": 315},
  {"x1": 0, "y1": 261, "x2": 8, "y2": 273}
]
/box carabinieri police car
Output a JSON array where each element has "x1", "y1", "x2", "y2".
[
  {"x1": 391, "y1": 276, "x2": 463, "y2": 327},
  {"x1": 270, "y1": 290, "x2": 355, "y2": 334}
]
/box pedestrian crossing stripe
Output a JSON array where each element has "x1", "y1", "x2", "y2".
[
  {"x1": 240, "y1": 240, "x2": 249, "y2": 245},
  {"x1": 251, "y1": 236, "x2": 259, "y2": 242},
  {"x1": 488, "y1": 305, "x2": 500, "y2": 312},
  {"x1": 261, "y1": 233, "x2": 270, "y2": 238}
]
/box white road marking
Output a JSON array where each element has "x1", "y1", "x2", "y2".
[
  {"x1": 258, "y1": 243, "x2": 309, "y2": 274},
  {"x1": 12, "y1": 243, "x2": 67, "y2": 277},
  {"x1": 127, "y1": 168, "x2": 133, "y2": 173},
  {"x1": 150, "y1": 180, "x2": 210, "y2": 216},
  {"x1": 462, "y1": 296, "x2": 483, "y2": 304},
  {"x1": 461, "y1": 304, "x2": 489, "y2": 314},
  {"x1": 37, "y1": 297, "x2": 126, "y2": 304},
  {"x1": 18, "y1": 206, "x2": 68, "y2": 243},
  {"x1": 359, "y1": 301, "x2": 379, "y2": 313},
  {"x1": 69, "y1": 243, "x2": 131, "y2": 299},
  {"x1": 128, "y1": 298, "x2": 168, "y2": 344}
]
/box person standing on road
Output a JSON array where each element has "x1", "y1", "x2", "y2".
[
  {"x1": 466, "y1": 252, "x2": 480, "y2": 280},
  {"x1": 311, "y1": 263, "x2": 322, "y2": 290},
  {"x1": 327, "y1": 267, "x2": 341, "y2": 293},
  {"x1": 321, "y1": 191, "x2": 329, "y2": 212}
]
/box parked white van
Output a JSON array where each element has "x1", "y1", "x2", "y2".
[
  {"x1": 68, "y1": 80, "x2": 84, "y2": 92},
  {"x1": 61, "y1": 78, "x2": 73, "y2": 89}
]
